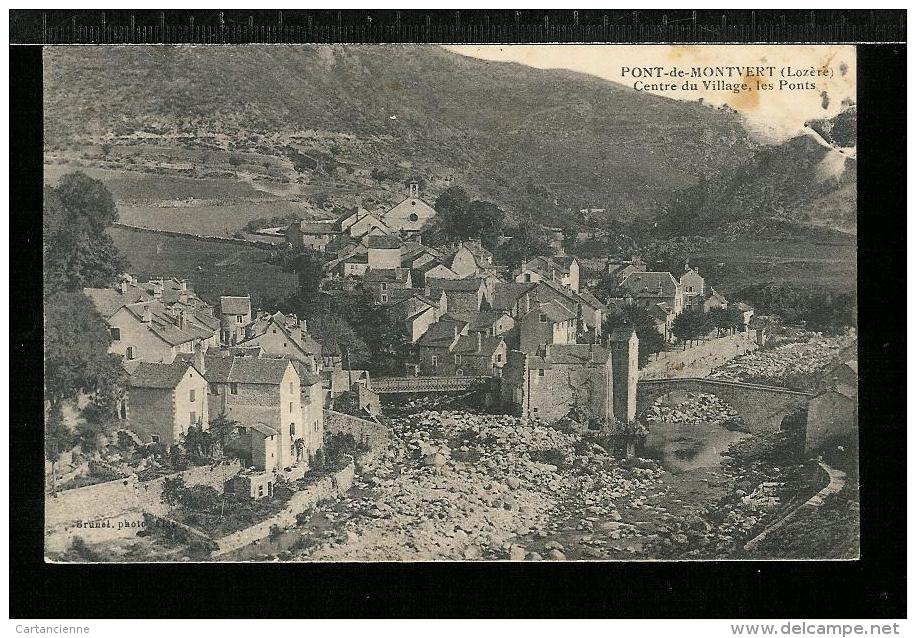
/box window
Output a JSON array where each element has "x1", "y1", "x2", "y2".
[
  {"x1": 538, "y1": 369, "x2": 545, "y2": 377},
  {"x1": 539, "y1": 313, "x2": 548, "y2": 323},
  {"x1": 230, "y1": 383, "x2": 238, "y2": 395},
  {"x1": 380, "y1": 283, "x2": 387, "y2": 291},
  {"x1": 454, "y1": 354, "x2": 461, "y2": 364},
  {"x1": 533, "y1": 407, "x2": 539, "y2": 414},
  {"x1": 431, "y1": 355, "x2": 438, "y2": 367},
  {"x1": 110, "y1": 327, "x2": 121, "y2": 341},
  {"x1": 283, "y1": 342, "x2": 287, "y2": 348},
  {"x1": 126, "y1": 346, "x2": 135, "y2": 360},
  {"x1": 289, "y1": 402, "x2": 293, "y2": 414},
  {"x1": 189, "y1": 411, "x2": 196, "y2": 425},
  {"x1": 289, "y1": 382, "x2": 294, "y2": 393},
  {"x1": 189, "y1": 389, "x2": 196, "y2": 402},
  {"x1": 151, "y1": 435, "x2": 160, "y2": 444},
  {"x1": 408, "y1": 213, "x2": 419, "y2": 222},
  {"x1": 258, "y1": 485, "x2": 264, "y2": 498},
  {"x1": 236, "y1": 315, "x2": 243, "y2": 324},
  {"x1": 524, "y1": 274, "x2": 532, "y2": 282},
  {"x1": 314, "y1": 421, "x2": 319, "y2": 432},
  {"x1": 380, "y1": 294, "x2": 388, "y2": 303},
  {"x1": 496, "y1": 353, "x2": 502, "y2": 363},
  {"x1": 290, "y1": 423, "x2": 296, "y2": 436}
]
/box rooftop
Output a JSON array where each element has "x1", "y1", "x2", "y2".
[{"x1": 129, "y1": 361, "x2": 198, "y2": 389}]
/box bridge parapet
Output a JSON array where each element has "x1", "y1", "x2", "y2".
[{"x1": 372, "y1": 375, "x2": 492, "y2": 394}]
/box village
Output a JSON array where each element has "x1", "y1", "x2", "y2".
[{"x1": 45, "y1": 180, "x2": 859, "y2": 562}]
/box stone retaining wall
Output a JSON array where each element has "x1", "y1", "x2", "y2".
[
  {"x1": 112, "y1": 222, "x2": 280, "y2": 249},
  {"x1": 641, "y1": 331, "x2": 759, "y2": 380},
  {"x1": 45, "y1": 460, "x2": 242, "y2": 532},
  {"x1": 212, "y1": 462, "x2": 355, "y2": 556},
  {"x1": 324, "y1": 409, "x2": 390, "y2": 452}
]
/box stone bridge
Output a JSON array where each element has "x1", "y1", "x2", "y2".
[
  {"x1": 636, "y1": 378, "x2": 815, "y2": 433},
  {"x1": 372, "y1": 375, "x2": 493, "y2": 394}
]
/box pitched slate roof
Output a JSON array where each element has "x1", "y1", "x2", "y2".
[
  {"x1": 220, "y1": 296, "x2": 251, "y2": 316},
  {"x1": 528, "y1": 300, "x2": 577, "y2": 323},
  {"x1": 203, "y1": 354, "x2": 292, "y2": 385},
  {"x1": 364, "y1": 268, "x2": 411, "y2": 284},
  {"x1": 544, "y1": 344, "x2": 610, "y2": 365},
  {"x1": 452, "y1": 334, "x2": 504, "y2": 357},
  {"x1": 295, "y1": 220, "x2": 340, "y2": 235},
  {"x1": 248, "y1": 422, "x2": 280, "y2": 437},
  {"x1": 620, "y1": 272, "x2": 680, "y2": 298},
  {"x1": 417, "y1": 319, "x2": 467, "y2": 348},
  {"x1": 491, "y1": 282, "x2": 537, "y2": 311},
  {"x1": 121, "y1": 301, "x2": 215, "y2": 346},
  {"x1": 226, "y1": 357, "x2": 293, "y2": 385},
  {"x1": 83, "y1": 286, "x2": 145, "y2": 318},
  {"x1": 366, "y1": 234, "x2": 402, "y2": 249},
  {"x1": 427, "y1": 277, "x2": 485, "y2": 292},
  {"x1": 129, "y1": 361, "x2": 198, "y2": 389}
]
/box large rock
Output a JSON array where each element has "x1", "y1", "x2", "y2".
[
  {"x1": 423, "y1": 453, "x2": 447, "y2": 467},
  {"x1": 546, "y1": 548, "x2": 567, "y2": 561},
  {"x1": 507, "y1": 545, "x2": 527, "y2": 561}
]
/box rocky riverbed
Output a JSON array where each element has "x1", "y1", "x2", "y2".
[
  {"x1": 709, "y1": 334, "x2": 855, "y2": 390},
  {"x1": 247, "y1": 407, "x2": 825, "y2": 562}
]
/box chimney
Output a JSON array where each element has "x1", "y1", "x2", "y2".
[
  {"x1": 453, "y1": 324, "x2": 458, "y2": 339},
  {"x1": 476, "y1": 332, "x2": 482, "y2": 353},
  {"x1": 142, "y1": 305, "x2": 152, "y2": 324},
  {"x1": 193, "y1": 342, "x2": 206, "y2": 375},
  {"x1": 300, "y1": 319, "x2": 308, "y2": 333},
  {"x1": 177, "y1": 310, "x2": 186, "y2": 331},
  {"x1": 178, "y1": 290, "x2": 189, "y2": 304},
  {"x1": 179, "y1": 279, "x2": 188, "y2": 291},
  {"x1": 118, "y1": 280, "x2": 129, "y2": 294},
  {"x1": 524, "y1": 293, "x2": 531, "y2": 315}
]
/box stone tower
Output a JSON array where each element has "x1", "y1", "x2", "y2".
[{"x1": 610, "y1": 327, "x2": 639, "y2": 423}]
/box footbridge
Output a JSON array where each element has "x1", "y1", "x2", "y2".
[
  {"x1": 636, "y1": 378, "x2": 815, "y2": 433},
  {"x1": 372, "y1": 375, "x2": 493, "y2": 395}
]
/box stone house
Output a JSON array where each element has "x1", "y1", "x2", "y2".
[
  {"x1": 108, "y1": 300, "x2": 218, "y2": 365},
  {"x1": 679, "y1": 267, "x2": 706, "y2": 309},
  {"x1": 619, "y1": 271, "x2": 684, "y2": 316},
  {"x1": 648, "y1": 302, "x2": 676, "y2": 342},
  {"x1": 427, "y1": 277, "x2": 490, "y2": 314},
  {"x1": 500, "y1": 330, "x2": 639, "y2": 425},
  {"x1": 451, "y1": 332, "x2": 508, "y2": 377},
  {"x1": 125, "y1": 360, "x2": 209, "y2": 446},
  {"x1": 515, "y1": 255, "x2": 580, "y2": 292},
  {"x1": 338, "y1": 209, "x2": 392, "y2": 242},
  {"x1": 205, "y1": 355, "x2": 308, "y2": 469},
  {"x1": 235, "y1": 311, "x2": 323, "y2": 373},
  {"x1": 285, "y1": 220, "x2": 340, "y2": 252},
  {"x1": 518, "y1": 300, "x2": 577, "y2": 354},
  {"x1": 417, "y1": 319, "x2": 469, "y2": 375},
  {"x1": 219, "y1": 295, "x2": 252, "y2": 345},
  {"x1": 363, "y1": 268, "x2": 413, "y2": 304},
  {"x1": 385, "y1": 289, "x2": 447, "y2": 343},
  {"x1": 500, "y1": 344, "x2": 613, "y2": 423},
  {"x1": 700, "y1": 288, "x2": 728, "y2": 313},
  {"x1": 366, "y1": 234, "x2": 403, "y2": 269},
  {"x1": 445, "y1": 240, "x2": 494, "y2": 278}
]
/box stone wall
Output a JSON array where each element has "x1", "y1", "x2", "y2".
[
  {"x1": 640, "y1": 331, "x2": 759, "y2": 380},
  {"x1": 324, "y1": 409, "x2": 390, "y2": 452},
  {"x1": 212, "y1": 462, "x2": 355, "y2": 556},
  {"x1": 45, "y1": 460, "x2": 243, "y2": 532}
]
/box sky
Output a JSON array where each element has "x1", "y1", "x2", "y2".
[{"x1": 446, "y1": 45, "x2": 856, "y2": 143}]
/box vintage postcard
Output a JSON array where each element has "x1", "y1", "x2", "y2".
[{"x1": 43, "y1": 43, "x2": 858, "y2": 562}]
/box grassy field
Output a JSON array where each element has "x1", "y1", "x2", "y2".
[
  {"x1": 689, "y1": 239, "x2": 857, "y2": 296},
  {"x1": 109, "y1": 226, "x2": 298, "y2": 307}
]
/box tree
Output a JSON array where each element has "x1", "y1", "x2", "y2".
[
  {"x1": 182, "y1": 426, "x2": 217, "y2": 463},
  {"x1": 465, "y1": 200, "x2": 505, "y2": 249},
  {"x1": 44, "y1": 291, "x2": 127, "y2": 410},
  {"x1": 494, "y1": 224, "x2": 552, "y2": 267},
  {"x1": 671, "y1": 308, "x2": 712, "y2": 346},
  {"x1": 602, "y1": 305, "x2": 666, "y2": 366},
  {"x1": 278, "y1": 248, "x2": 325, "y2": 303},
  {"x1": 435, "y1": 186, "x2": 471, "y2": 222},
  {"x1": 43, "y1": 172, "x2": 127, "y2": 292}
]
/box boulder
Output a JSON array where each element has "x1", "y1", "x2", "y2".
[
  {"x1": 546, "y1": 549, "x2": 567, "y2": 561},
  {"x1": 423, "y1": 453, "x2": 447, "y2": 467},
  {"x1": 508, "y1": 545, "x2": 527, "y2": 561}
]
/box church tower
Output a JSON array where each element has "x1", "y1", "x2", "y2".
[{"x1": 610, "y1": 327, "x2": 639, "y2": 423}]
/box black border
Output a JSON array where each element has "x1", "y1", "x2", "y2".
[{"x1": 10, "y1": 35, "x2": 905, "y2": 618}]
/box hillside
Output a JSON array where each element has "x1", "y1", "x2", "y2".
[
  {"x1": 44, "y1": 45, "x2": 758, "y2": 231},
  {"x1": 655, "y1": 108, "x2": 857, "y2": 240}
]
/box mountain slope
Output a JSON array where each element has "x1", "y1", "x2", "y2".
[
  {"x1": 44, "y1": 45, "x2": 758, "y2": 228},
  {"x1": 656, "y1": 107, "x2": 857, "y2": 239}
]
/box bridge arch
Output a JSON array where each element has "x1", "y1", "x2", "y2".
[{"x1": 636, "y1": 378, "x2": 814, "y2": 434}]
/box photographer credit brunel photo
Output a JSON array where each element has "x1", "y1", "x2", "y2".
[{"x1": 43, "y1": 43, "x2": 858, "y2": 563}]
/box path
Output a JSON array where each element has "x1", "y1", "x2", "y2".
[{"x1": 743, "y1": 461, "x2": 846, "y2": 553}]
